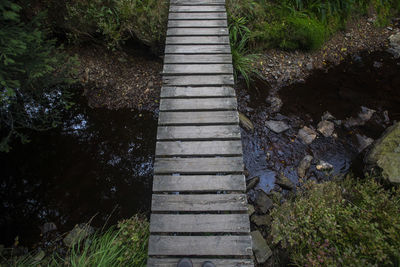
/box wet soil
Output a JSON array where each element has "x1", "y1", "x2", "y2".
[{"x1": 0, "y1": 90, "x2": 157, "y2": 247}]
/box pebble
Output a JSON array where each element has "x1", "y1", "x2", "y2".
[
  {"x1": 316, "y1": 160, "x2": 334, "y2": 171},
  {"x1": 298, "y1": 126, "x2": 317, "y2": 144},
  {"x1": 251, "y1": 231, "x2": 272, "y2": 264},
  {"x1": 356, "y1": 134, "x2": 374, "y2": 152},
  {"x1": 265, "y1": 120, "x2": 290, "y2": 134},
  {"x1": 297, "y1": 155, "x2": 313, "y2": 178},
  {"x1": 255, "y1": 191, "x2": 273, "y2": 213},
  {"x1": 317, "y1": 120, "x2": 335, "y2": 137}
]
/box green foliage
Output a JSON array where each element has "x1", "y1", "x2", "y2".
[
  {"x1": 271, "y1": 177, "x2": 400, "y2": 266},
  {"x1": 0, "y1": 0, "x2": 77, "y2": 152},
  {"x1": 64, "y1": 0, "x2": 168, "y2": 52}
]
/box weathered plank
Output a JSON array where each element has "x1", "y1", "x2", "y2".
[
  {"x1": 164, "y1": 54, "x2": 232, "y2": 64},
  {"x1": 154, "y1": 157, "x2": 244, "y2": 174},
  {"x1": 168, "y1": 20, "x2": 227, "y2": 28},
  {"x1": 167, "y1": 28, "x2": 228, "y2": 36},
  {"x1": 148, "y1": 258, "x2": 254, "y2": 267},
  {"x1": 166, "y1": 36, "x2": 229, "y2": 45},
  {"x1": 163, "y1": 64, "x2": 233, "y2": 75},
  {"x1": 170, "y1": 6, "x2": 226, "y2": 13},
  {"x1": 163, "y1": 75, "x2": 234, "y2": 86},
  {"x1": 153, "y1": 174, "x2": 245, "y2": 192},
  {"x1": 165, "y1": 45, "x2": 230, "y2": 54},
  {"x1": 148, "y1": 235, "x2": 252, "y2": 256},
  {"x1": 151, "y1": 194, "x2": 248, "y2": 212},
  {"x1": 159, "y1": 98, "x2": 236, "y2": 111},
  {"x1": 158, "y1": 111, "x2": 239, "y2": 125},
  {"x1": 150, "y1": 214, "x2": 250, "y2": 232},
  {"x1": 169, "y1": 12, "x2": 227, "y2": 20},
  {"x1": 160, "y1": 86, "x2": 235, "y2": 98},
  {"x1": 170, "y1": 0, "x2": 226, "y2": 5},
  {"x1": 156, "y1": 140, "x2": 242, "y2": 156},
  {"x1": 157, "y1": 125, "x2": 241, "y2": 140}
]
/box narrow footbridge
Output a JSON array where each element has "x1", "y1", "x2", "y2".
[{"x1": 147, "y1": 0, "x2": 254, "y2": 266}]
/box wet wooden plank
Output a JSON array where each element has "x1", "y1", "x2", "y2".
[
  {"x1": 148, "y1": 258, "x2": 254, "y2": 267},
  {"x1": 163, "y1": 64, "x2": 233, "y2": 75},
  {"x1": 167, "y1": 28, "x2": 228, "y2": 36},
  {"x1": 160, "y1": 86, "x2": 235, "y2": 98},
  {"x1": 148, "y1": 235, "x2": 252, "y2": 256},
  {"x1": 168, "y1": 20, "x2": 227, "y2": 28},
  {"x1": 151, "y1": 194, "x2": 248, "y2": 212},
  {"x1": 164, "y1": 54, "x2": 232, "y2": 64},
  {"x1": 159, "y1": 98, "x2": 236, "y2": 111},
  {"x1": 153, "y1": 174, "x2": 245, "y2": 192},
  {"x1": 165, "y1": 45, "x2": 230, "y2": 54},
  {"x1": 158, "y1": 111, "x2": 239, "y2": 125},
  {"x1": 157, "y1": 125, "x2": 240, "y2": 140},
  {"x1": 156, "y1": 140, "x2": 242, "y2": 156},
  {"x1": 169, "y1": 12, "x2": 227, "y2": 20},
  {"x1": 163, "y1": 75, "x2": 234, "y2": 86},
  {"x1": 150, "y1": 214, "x2": 250, "y2": 232},
  {"x1": 170, "y1": 0, "x2": 226, "y2": 5},
  {"x1": 170, "y1": 6, "x2": 226, "y2": 12},
  {"x1": 166, "y1": 36, "x2": 229, "y2": 44},
  {"x1": 154, "y1": 157, "x2": 243, "y2": 174}
]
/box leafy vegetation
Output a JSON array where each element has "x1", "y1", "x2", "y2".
[
  {"x1": 0, "y1": 0, "x2": 77, "y2": 152},
  {"x1": 271, "y1": 176, "x2": 400, "y2": 266}
]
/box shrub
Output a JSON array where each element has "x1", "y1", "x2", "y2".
[{"x1": 271, "y1": 177, "x2": 400, "y2": 266}]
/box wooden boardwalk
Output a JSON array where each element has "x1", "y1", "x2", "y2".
[{"x1": 147, "y1": 0, "x2": 253, "y2": 266}]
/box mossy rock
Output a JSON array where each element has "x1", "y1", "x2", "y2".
[{"x1": 366, "y1": 122, "x2": 400, "y2": 184}]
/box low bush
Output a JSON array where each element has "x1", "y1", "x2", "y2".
[{"x1": 271, "y1": 177, "x2": 400, "y2": 266}]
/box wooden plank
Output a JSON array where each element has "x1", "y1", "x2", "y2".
[
  {"x1": 164, "y1": 54, "x2": 232, "y2": 64},
  {"x1": 148, "y1": 235, "x2": 252, "y2": 256},
  {"x1": 163, "y1": 64, "x2": 233, "y2": 75},
  {"x1": 168, "y1": 20, "x2": 227, "y2": 28},
  {"x1": 156, "y1": 140, "x2": 242, "y2": 156},
  {"x1": 150, "y1": 214, "x2": 250, "y2": 232},
  {"x1": 169, "y1": 12, "x2": 227, "y2": 20},
  {"x1": 158, "y1": 111, "x2": 239, "y2": 125},
  {"x1": 167, "y1": 28, "x2": 228, "y2": 36},
  {"x1": 170, "y1": 6, "x2": 226, "y2": 13},
  {"x1": 151, "y1": 194, "x2": 248, "y2": 212},
  {"x1": 160, "y1": 86, "x2": 235, "y2": 98},
  {"x1": 154, "y1": 157, "x2": 244, "y2": 174},
  {"x1": 163, "y1": 75, "x2": 234, "y2": 86},
  {"x1": 153, "y1": 174, "x2": 245, "y2": 192},
  {"x1": 166, "y1": 36, "x2": 229, "y2": 45},
  {"x1": 170, "y1": 0, "x2": 226, "y2": 5},
  {"x1": 159, "y1": 98, "x2": 236, "y2": 111},
  {"x1": 148, "y1": 258, "x2": 254, "y2": 267},
  {"x1": 165, "y1": 45, "x2": 230, "y2": 54},
  {"x1": 157, "y1": 125, "x2": 241, "y2": 140}
]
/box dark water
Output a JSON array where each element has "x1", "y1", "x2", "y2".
[
  {"x1": 0, "y1": 93, "x2": 157, "y2": 247},
  {"x1": 239, "y1": 51, "x2": 400, "y2": 196}
]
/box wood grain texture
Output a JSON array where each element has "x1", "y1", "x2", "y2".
[
  {"x1": 170, "y1": 6, "x2": 226, "y2": 12},
  {"x1": 159, "y1": 98, "x2": 236, "y2": 111},
  {"x1": 169, "y1": 12, "x2": 227, "y2": 20},
  {"x1": 160, "y1": 86, "x2": 235, "y2": 98},
  {"x1": 166, "y1": 36, "x2": 229, "y2": 44},
  {"x1": 163, "y1": 75, "x2": 234, "y2": 86},
  {"x1": 165, "y1": 45, "x2": 231, "y2": 54},
  {"x1": 157, "y1": 125, "x2": 241, "y2": 140},
  {"x1": 154, "y1": 157, "x2": 244, "y2": 174},
  {"x1": 150, "y1": 214, "x2": 250, "y2": 232},
  {"x1": 168, "y1": 20, "x2": 227, "y2": 28},
  {"x1": 156, "y1": 140, "x2": 242, "y2": 156},
  {"x1": 151, "y1": 194, "x2": 248, "y2": 212},
  {"x1": 170, "y1": 0, "x2": 226, "y2": 5},
  {"x1": 153, "y1": 175, "x2": 245, "y2": 192},
  {"x1": 167, "y1": 28, "x2": 228, "y2": 36},
  {"x1": 148, "y1": 235, "x2": 253, "y2": 256},
  {"x1": 158, "y1": 111, "x2": 239, "y2": 125},
  {"x1": 148, "y1": 258, "x2": 254, "y2": 267},
  {"x1": 163, "y1": 64, "x2": 232, "y2": 75},
  {"x1": 164, "y1": 54, "x2": 231, "y2": 63}
]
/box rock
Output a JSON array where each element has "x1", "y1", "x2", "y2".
[
  {"x1": 388, "y1": 32, "x2": 400, "y2": 58},
  {"x1": 239, "y1": 112, "x2": 254, "y2": 132},
  {"x1": 373, "y1": 61, "x2": 383, "y2": 68},
  {"x1": 317, "y1": 120, "x2": 335, "y2": 137},
  {"x1": 40, "y1": 222, "x2": 57, "y2": 234},
  {"x1": 266, "y1": 96, "x2": 283, "y2": 113},
  {"x1": 255, "y1": 191, "x2": 273, "y2": 213},
  {"x1": 298, "y1": 126, "x2": 317, "y2": 144},
  {"x1": 251, "y1": 231, "x2": 272, "y2": 264},
  {"x1": 297, "y1": 155, "x2": 313, "y2": 178},
  {"x1": 246, "y1": 176, "x2": 260, "y2": 192},
  {"x1": 383, "y1": 110, "x2": 390, "y2": 124},
  {"x1": 251, "y1": 214, "x2": 272, "y2": 227},
  {"x1": 275, "y1": 173, "x2": 294, "y2": 190},
  {"x1": 63, "y1": 224, "x2": 95, "y2": 247},
  {"x1": 147, "y1": 81, "x2": 154, "y2": 87},
  {"x1": 316, "y1": 160, "x2": 333, "y2": 171},
  {"x1": 366, "y1": 122, "x2": 400, "y2": 184},
  {"x1": 321, "y1": 111, "x2": 335, "y2": 121},
  {"x1": 356, "y1": 134, "x2": 374, "y2": 152},
  {"x1": 248, "y1": 204, "x2": 255, "y2": 216},
  {"x1": 265, "y1": 120, "x2": 290, "y2": 134},
  {"x1": 359, "y1": 106, "x2": 376, "y2": 122}
]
